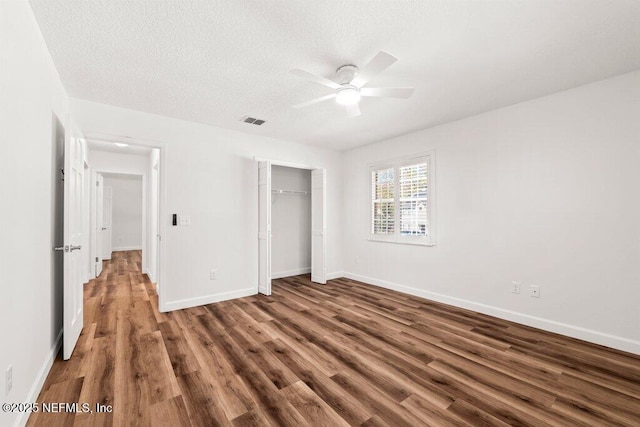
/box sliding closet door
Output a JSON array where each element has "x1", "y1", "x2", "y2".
[
  {"x1": 258, "y1": 160, "x2": 272, "y2": 295},
  {"x1": 311, "y1": 168, "x2": 326, "y2": 284}
]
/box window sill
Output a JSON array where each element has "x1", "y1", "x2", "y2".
[{"x1": 367, "y1": 237, "x2": 435, "y2": 247}]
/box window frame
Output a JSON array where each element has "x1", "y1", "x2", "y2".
[{"x1": 368, "y1": 152, "x2": 436, "y2": 246}]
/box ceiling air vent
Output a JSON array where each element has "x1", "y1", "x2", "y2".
[{"x1": 240, "y1": 115, "x2": 266, "y2": 126}]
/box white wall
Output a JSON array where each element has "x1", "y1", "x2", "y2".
[
  {"x1": 103, "y1": 174, "x2": 143, "y2": 251},
  {"x1": 0, "y1": 1, "x2": 69, "y2": 425},
  {"x1": 271, "y1": 166, "x2": 312, "y2": 278},
  {"x1": 89, "y1": 149, "x2": 149, "y2": 175},
  {"x1": 70, "y1": 98, "x2": 344, "y2": 311},
  {"x1": 342, "y1": 70, "x2": 640, "y2": 354}
]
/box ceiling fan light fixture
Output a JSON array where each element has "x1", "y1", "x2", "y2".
[
  {"x1": 335, "y1": 86, "x2": 361, "y2": 105},
  {"x1": 290, "y1": 51, "x2": 413, "y2": 117}
]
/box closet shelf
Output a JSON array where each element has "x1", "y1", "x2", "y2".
[{"x1": 272, "y1": 189, "x2": 310, "y2": 195}]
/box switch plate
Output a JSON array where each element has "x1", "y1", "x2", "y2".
[
  {"x1": 179, "y1": 215, "x2": 191, "y2": 226},
  {"x1": 210, "y1": 269, "x2": 217, "y2": 280},
  {"x1": 511, "y1": 281, "x2": 521, "y2": 294},
  {"x1": 530, "y1": 285, "x2": 540, "y2": 298}
]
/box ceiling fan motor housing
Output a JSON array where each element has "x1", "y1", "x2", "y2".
[{"x1": 336, "y1": 64, "x2": 359, "y2": 84}]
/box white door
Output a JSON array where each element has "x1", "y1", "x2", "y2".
[
  {"x1": 102, "y1": 185, "x2": 113, "y2": 260},
  {"x1": 152, "y1": 161, "x2": 160, "y2": 283},
  {"x1": 94, "y1": 174, "x2": 104, "y2": 276},
  {"x1": 311, "y1": 169, "x2": 326, "y2": 284},
  {"x1": 62, "y1": 118, "x2": 85, "y2": 360},
  {"x1": 258, "y1": 160, "x2": 272, "y2": 295}
]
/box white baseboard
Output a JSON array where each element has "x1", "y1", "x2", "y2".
[
  {"x1": 144, "y1": 267, "x2": 156, "y2": 284},
  {"x1": 14, "y1": 329, "x2": 63, "y2": 427},
  {"x1": 272, "y1": 267, "x2": 311, "y2": 279},
  {"x1": 326, "y1": 271, "x2": 344, "y2": 281},
  {"x1": 163, "y1": 287, "x2": 256, "y2": 312},
  {"x1": 272, "y1": 270, "x2": 343, "y2": 281},
  {"x1": 343, "y1": 272, "x2": 640, "y2": 355},
  {"x1": 111, "y1": 246, "x2": 142, "y2": 252}
]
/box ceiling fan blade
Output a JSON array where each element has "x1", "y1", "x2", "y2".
[
  {"x1": 360, "y1": 87, "x2": 415, "y2": 99},
  {"x1": 345, "y1": 103, "x2": 361, "y2": 118},
  {"x1": 350, "y1": 51, "x2": 398, "y2": 88},
  {"x1": 289, "y1": 68, "x2": 341, "y2": 90},
  {"x1": 292, "y1": 93, "x2": 336, "y2": 109}
]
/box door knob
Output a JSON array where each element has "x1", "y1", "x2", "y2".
[
  {"x1": 70, "y1": 245, "x2": 82, "y2": 251},
  {"x1": 54, "y1": 246, "x2": 69, "y2": 252},
  {"x1": 101, "y1": 227, "x2": 107, "y2": 230}
]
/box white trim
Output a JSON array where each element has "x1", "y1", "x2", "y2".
[
  {"x1": 253, "y1": 156, "x2": 315, "y2": 171},
  {"x1": 94, "y1": 171, "x2": 146, "y2": 270},
  {"x1": 369, "y1": 151, "x2": 436, "y2": 246},
  {"x1": 112, "y1": 246, "x2": 143, "y2": 252},
  {"x1": 84, "y1": 133, "x2": 167, "y2": 314},
  {"x1": 14, "y1": 330, "x2": 63, "y2": 427},
  {"x1": 254, "y1": 158, "x2": 328, "y2": 293},
  {"x1": 326, "y1": 271, "x2": 344, "y2": 281},
  {"x1": 257, "y1": 160, "x2": 272, "y2": 296},
  {"x1": 145, "y1": 267, "x2": 156, "y2": 284},
  {"x1": 272, "y1": 267, "x2": 311, "y2": 279},
  {"x1": 158, "y1": 145, "x2": 168, "y2": 311},
  {"x1": 141, "y1": 174, "x2": 147, "y2": 275},
  {"x1": 343, "y1": 272, "x2": 640, "y2": 355},
  {"x1": 164, "y1": 288, "x2": 257, "y2": 311},
  {"x1": 366, "y1": 238, "x2": 436, "y2": 247}
]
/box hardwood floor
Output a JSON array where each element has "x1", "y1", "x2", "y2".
[{"x1": 29, "y1": 250, "x2": 640, "y2": 426}]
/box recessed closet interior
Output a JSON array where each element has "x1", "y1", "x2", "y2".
[{"x1": 271, "y1": 165, "x2": 312, "y2": 279}]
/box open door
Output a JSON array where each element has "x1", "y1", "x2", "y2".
[
  {"x1": 94, "y1": 173, "x2": 104, "y2": 277},
  {"x1": 101, "y1": 185, "x2": 113, "y2": 260},
  {"x1": 258, "y1": 160, "x2": 272, "y2": 295},
  {"x1": 62, "y1": 117, "x2": 85, "y2": 360},
  {"x1": 311, "y1": 169, "x2": 326, "y2": 284}
]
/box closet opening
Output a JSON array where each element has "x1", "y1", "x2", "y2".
[
  {"x1": 257, "y1": 160, "x2": 326, "y2": 295},
  {"x1": 271, "y1": 166, "x2": 312, "y2": 280}
]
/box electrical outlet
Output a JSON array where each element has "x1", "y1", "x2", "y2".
[
  {"x1": 209, "y1": 269, "x2": 217, "y2": 280},
  {"x1": 530, "y1": 285, "x2": 540, "y2": 298},
  {"x1": 511, "y1": 281, "x2": 521, "y2": 294},
  {"x1": 179, "y1": 215, "x2": 191, "y2": 226},
  {"x1": 6, "y1": 365, "x2": 13, "y2": 394}
]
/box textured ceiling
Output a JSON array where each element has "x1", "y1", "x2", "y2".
[{"x1": 30, "y1": 0, "x2": 640, "y2": 151}]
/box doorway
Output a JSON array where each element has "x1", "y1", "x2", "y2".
[
  {"x1": 60, "y1": 131, "x2": 166, "y2": 359},
  {"x1": 100, "y1": 173, "x2": 143, "y2": 263},
  {"x1": 88, "y1": 144, "x2": 160, "y2": 286},
  {"x1": 258, "y1": 160, "x2": 326, "y2": 296}
]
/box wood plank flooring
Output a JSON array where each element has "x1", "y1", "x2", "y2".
[{"x1": 29, "y1": 250, "x2": 640, "y2": 426}]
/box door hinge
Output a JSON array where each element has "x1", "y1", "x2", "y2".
[
  {"x1": 96, "y1": 180, "x2": 99, "y2": 186},
  {"x1": 60, "y1": 168, "x2": 65, "y2": 182}
]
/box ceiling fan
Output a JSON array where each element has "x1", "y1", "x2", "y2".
[{"x1": 290, "y1": 51, "x2": 414, "y2": 118}]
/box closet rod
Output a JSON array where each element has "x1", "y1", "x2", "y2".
[{"x1": 271, "y1": 189, "x2": 310, "y2": 195}]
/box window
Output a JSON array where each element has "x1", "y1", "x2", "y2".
[{"x1": 370, "y1": 153, "x2": 435, "y2": 245}]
